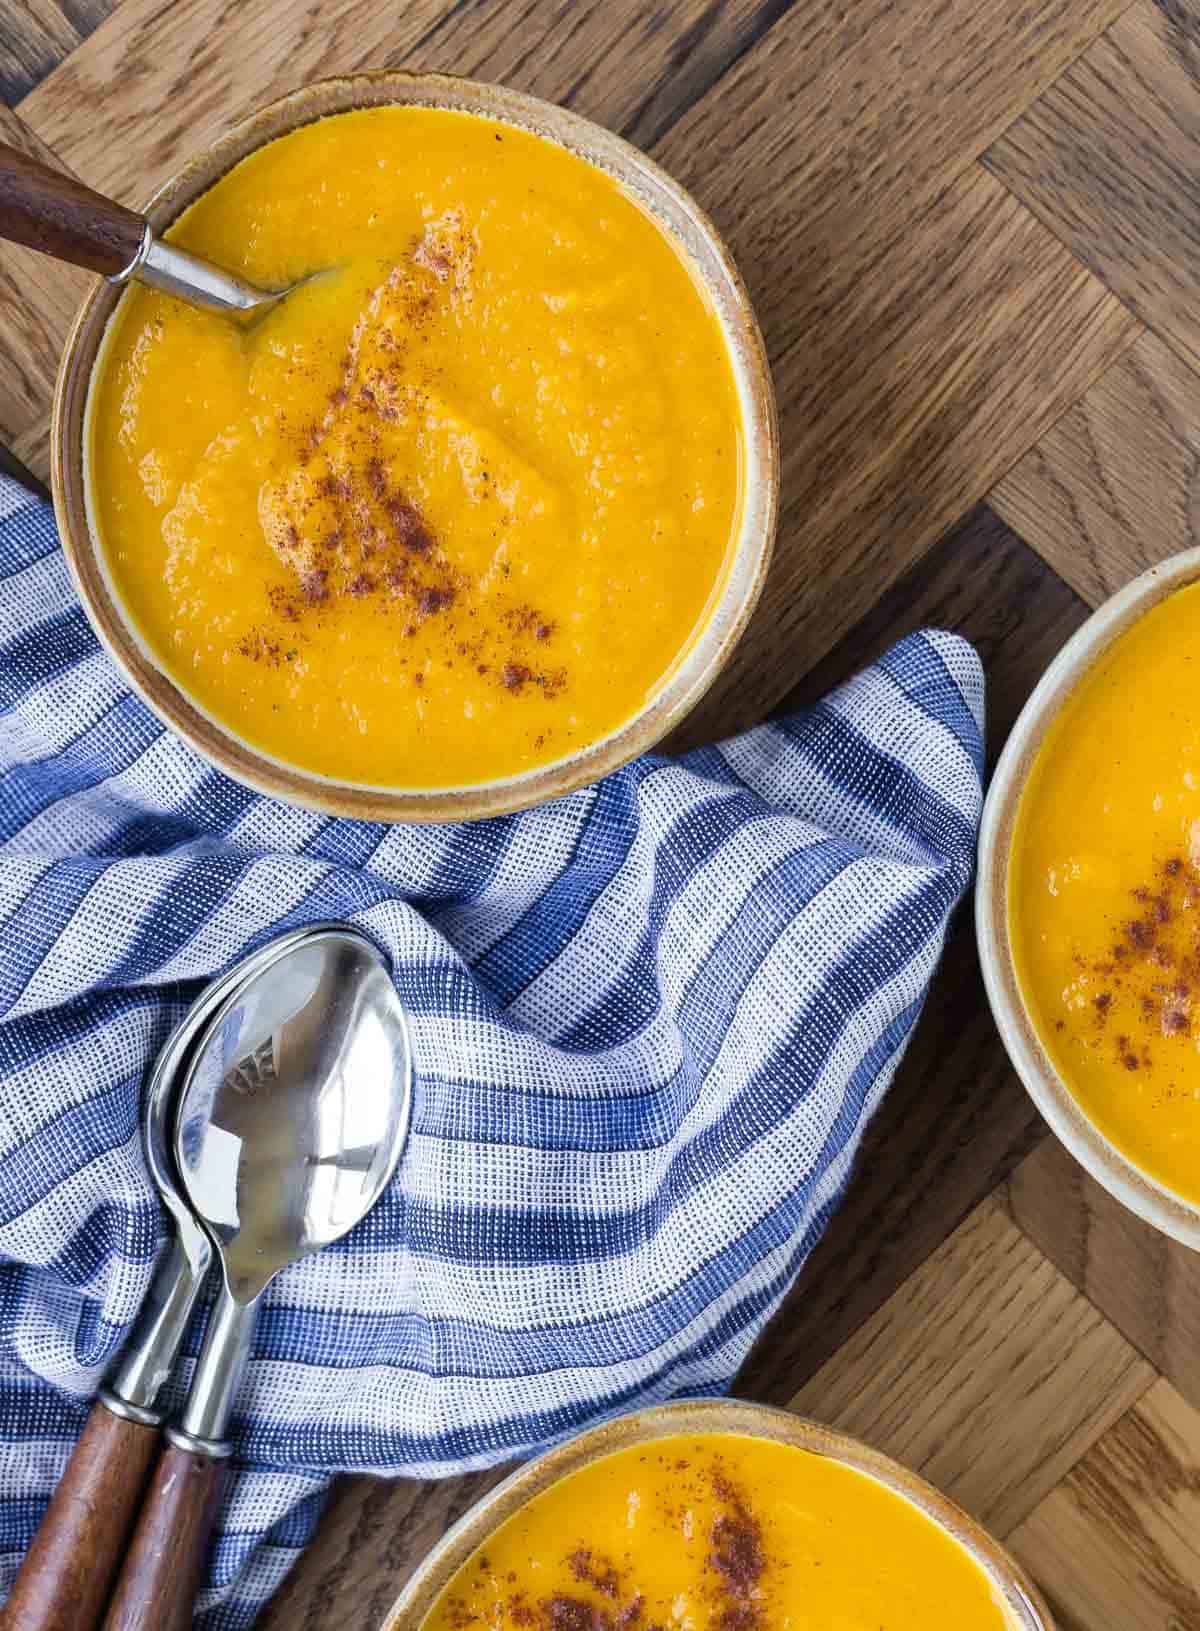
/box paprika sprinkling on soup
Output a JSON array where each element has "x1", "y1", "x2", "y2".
[
  {"x1": 419, "y1": 1434, "x2": 1013, "y2": 1630},
  {"x1": 86, "y1": 105, "x2": 743, "y2": 789},
  {"x1": 1010, "y1": 582, "x2": 1200, "y2": 1207}
]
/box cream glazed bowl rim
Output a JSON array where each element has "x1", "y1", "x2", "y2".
[
  {"x1": 52, "y1": 71, "x2": 779, "y2": 823},
  {"x1": 976, "y1": 546, "x2": 1200, "y2": 1250},
  {"x1": 382, "y1": 1397, "x2": 1054, "y2": 1629}
]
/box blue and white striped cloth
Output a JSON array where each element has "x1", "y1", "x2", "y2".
[{"x1": 0, "y1": 472, "x2": 983, "y2": 1626}]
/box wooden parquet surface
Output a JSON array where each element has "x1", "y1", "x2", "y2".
[{"x1": 2, "y1": 2, "x2": 1199, "y2": 1625}]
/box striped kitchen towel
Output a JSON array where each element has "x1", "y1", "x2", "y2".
[{"x1": 0, "y1": 472, "x2": 983, "y2": 1627}]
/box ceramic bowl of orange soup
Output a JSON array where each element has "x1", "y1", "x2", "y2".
[
  {"x1": 386, "y1": 1399, "x2": 1052, "y2": 1630},
  {"x1": 53, "y1": 73, "x2": 777, "y2": 821},
  {"x1": 978, "y1": 550, "x2": 1200, "y2": 1247}
]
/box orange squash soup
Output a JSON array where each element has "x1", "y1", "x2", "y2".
[
  {"x1": 419, "y1": 1434, "x2": 1012, "y2": 1629},
  {"x1": 86, "y1": 106, "x2": 742, "y2": 789},
  {"x1": 1010, "y1": 584, "x2": 1200, "y2": 1206}
]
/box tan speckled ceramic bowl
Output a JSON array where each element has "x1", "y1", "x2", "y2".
[
  {"x1": 977, "y1": 549, "x2": 1200, "y2": 1249},
  {"x1": 382, "y1": 1399, "x2": 1053, "y2": 1629},
  {"x1": 52, "y1": 73, "x2": 778, "y2": 823}
]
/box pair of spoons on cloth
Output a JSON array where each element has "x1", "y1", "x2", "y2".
[{"x1": 2, "y1": 924, "x2": 415, "y2": 1631}]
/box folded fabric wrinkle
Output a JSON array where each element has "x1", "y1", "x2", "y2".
[{"x1": 0, "y1": 474, "x2": 983, "y2": 1627}]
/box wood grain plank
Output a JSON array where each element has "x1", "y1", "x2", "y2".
[
  {"x1": 735, "y1": 504, "x2": 1091, "y2": 1404},
  {"x1": 18, "y1": 0, "x2": 450, "y2": 188},
  {"x1": 652, "y1": 0, "x2": 1132, "y2": 351},
  {"x1": 0, "y1": 104, "x2": 89, "y2": 442},
  {"x1": 790, "y1": 1195, "x2": 1156, "y2": 1538},
  {"x1": 413, "y1": 0, "x2": 798, "y2": 153},
  {"x1": 15, "y1": 0, "x2": 790, "y2": 200},
  {"x1": 987, "y1": 0, "x2": 1200, "y2": 372},
  {"x1": 0, "y1": 0, "x2": 80, "y2": 105},
  {"x1": 0, "y1": 436, "x2": 47, "y2": 497},
  {"x1": 1009, "y1": 1379, "x2": 1200, "y2": 1631},
  {"x1": 16, "y1": 0, "x2": 1135, "y2": 198},
  {"x1": 770, "y1": 503, "x2": 1092, "y2": 758},
  {"x1": 672, "y1": 171, "x2": 1137, "y2": 749},
  {"x1": 991, "y1": 328, "x2": 1200, "y2": 607},
  {"x1": 1011, "y1": 1138, "x2": 1200, "y2": 1420},
  {"x1": 54, "y1": 0, "x2": 119, "y2": 32},
  {"x1": 639, "y1": 0, "x2": 1140, "y2": 741},
  {"x1": 9, "y1": 416, "x2": 49, "y2": 485}
]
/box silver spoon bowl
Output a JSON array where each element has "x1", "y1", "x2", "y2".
[
  {"x1": 173, "y1": 924, "x2": 414, "y2": 1447},
  {"x1": 105, "y1": 922, "x2": 333, "y2": 1414}
]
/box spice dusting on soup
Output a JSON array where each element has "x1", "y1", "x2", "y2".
[
  {"x1": 419, "y1": 1434, "x2": 1011, "y2": 1630},
  {"x1": 1010, "y1": 582, "x2": 1200, "y2": 1206},
  {"x1": 87, "y1": 105, "x2": 743, "y2": 788}
]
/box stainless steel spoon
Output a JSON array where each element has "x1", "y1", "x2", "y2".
[
  {"x1": 102, "y1": 926, "x2": 414, "y2": 1631},
  {"x1": 0, "y1": 141, "x2": 304, "y2": 317},
  {"x1": 0, "y1": 925, "x2": 323, "y2": 1631},
  {"x1": 104, "y1": 932, "x2": 321, "y2": 1416}
]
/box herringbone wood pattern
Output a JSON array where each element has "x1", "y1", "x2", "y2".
[{"x1": 4, "y1": 1, "x2": 1200, "y2": 1625}]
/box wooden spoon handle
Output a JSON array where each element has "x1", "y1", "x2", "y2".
[
  {"x1": 0, "y1": 143, "x2": 145, "y2": 277},
  {"x1": 0, "y1": 1399, "x2": 159, "y2": 1631},
  {"x1": 100, "y1": 1443, "x2": 224, "y2": 1631}
]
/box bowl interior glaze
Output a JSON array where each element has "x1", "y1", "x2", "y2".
[
  {"x1": 977, "y1": 547, "x2": 1200, "y2": 1249},
  {"x1": 383, "y1": 1398, "x2": 1053, "y2": 1630},
  {"x1": 54, "y1": 72, "x2": 778, "y2": 823}
]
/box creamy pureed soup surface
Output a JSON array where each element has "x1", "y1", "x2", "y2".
[
  {"x1": 88, "y1": 106, "x2": 742, "y2": 787},
  {"x1": 1010, "y1": 585, "x2": 1200, "y2": 1206},
  {"x1": 420, "y1": 1434, "x2": 1012, "y2": 1629}
]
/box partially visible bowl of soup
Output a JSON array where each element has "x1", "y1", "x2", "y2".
[
  {"x1": 978, "y1": 549, "x2": 1200, "y2": 1246},
  {"x1": 53, "y1": 73, "x2": 777, "y2": 821},
  {"x1": 385, "y1": 1399, "x2": 1052, "y2": 1629}
]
